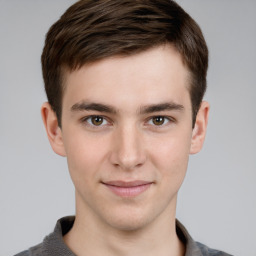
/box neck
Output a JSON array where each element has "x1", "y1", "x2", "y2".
[{"x1": 64, "y1": 196, "x2": 185, "y2": 256}]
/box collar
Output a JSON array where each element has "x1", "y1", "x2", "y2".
[{"x1": 40, "y1": 216, "x2": 228, "y2": 256}]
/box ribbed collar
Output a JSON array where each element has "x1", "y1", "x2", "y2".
[{"x1": 40, "y1": 216, "x2": 229, "y2": 256}]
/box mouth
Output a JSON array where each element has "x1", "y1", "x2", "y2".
[{"x1": 101, "y1": 180, "x2": 153, "y2": 197}]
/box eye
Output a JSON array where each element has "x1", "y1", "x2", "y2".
[
  {"x1": 84, "y1": 116, "x2": 108, "y2": 126},
  {"x1": 148, "y1": 116, "x2": 171, "y2": 126},
  {"x1": 152, "y1": 116, "x2": 166, "y2": 126}
]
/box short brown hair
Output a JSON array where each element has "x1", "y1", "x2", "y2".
[{"x1": 41, "y1": 0, "x2": 208, "y2": 127}]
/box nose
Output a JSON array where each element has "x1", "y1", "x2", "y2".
[{"x1": 110, "y1": 124, "x2": 146, "y2": 170}]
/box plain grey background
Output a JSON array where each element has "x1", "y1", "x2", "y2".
[{"x1": 0, "y1": 1, "x2": 255, "y2": 255}]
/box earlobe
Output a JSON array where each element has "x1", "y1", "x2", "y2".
[
  {"x1": 190, "y1": 101, "x2": 210, "y2": 154},
  {"x1": 41, "y1": 102, "x2": 66, "y2": 157}
]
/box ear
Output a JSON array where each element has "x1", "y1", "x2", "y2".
[
  {"x1": 190, "y1": 101, "x2": 210, "y2": 154},
  {"x1": 41, "y1": 102, "x2": 66, "y2": 157}
]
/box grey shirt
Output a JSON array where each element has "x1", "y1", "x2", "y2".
[{"x1": 15, "y1": 216, "x2": 232, "y2": 256}]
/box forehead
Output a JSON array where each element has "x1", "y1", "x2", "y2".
[{"x1": 62, "y1": 45, "x2": 191, "y2": 111}]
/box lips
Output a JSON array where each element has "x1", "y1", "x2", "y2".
[{"x1": 102, "y1": 180, "x2": 153, "y2": 197}]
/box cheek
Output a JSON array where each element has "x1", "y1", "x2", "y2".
[
  {"x1": 148, "y1": 132, "x2": 191, "y2": 185},
  {"x1": 63, "y1": 131, "x2": 110, "y2": 188}
]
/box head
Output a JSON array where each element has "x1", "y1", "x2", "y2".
[
  {"x1": 41, "y1": 0, "x2": 208, "y2": 128},
  {"x1": 41, "y1": 0, "x2": 209, "y2": 232}
]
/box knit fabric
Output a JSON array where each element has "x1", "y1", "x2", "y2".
[{"x1": 15, "y1": 216, "x2": 232, "y2": 256}]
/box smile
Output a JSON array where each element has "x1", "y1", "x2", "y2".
[{"x1": 102, "y1": 180, "x2": 153, "y2": 197}]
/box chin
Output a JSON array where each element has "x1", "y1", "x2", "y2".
[
  {"x1": 103, "y1": 206, "x2": 155, "y2": 232},
  {"x1": 109, "y1": 218, "x2": 149, "y2": 232}
]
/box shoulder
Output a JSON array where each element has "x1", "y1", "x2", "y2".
[
  {"x1": 176, "y1": 219, "x2": 233, "y2": 256},
  {"x1": 196, "y1": 241, "x2": 233, "y2": 256},
  {"x1": 14, "y1": 243, "x2": 44, "y2": 256},
  {"x1": 14, "y1": 216, "x2": 75, "y2": 256}
]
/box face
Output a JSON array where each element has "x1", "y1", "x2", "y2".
[{"x1": 42, "y1": 45, "x2": 208, "y2": 231}]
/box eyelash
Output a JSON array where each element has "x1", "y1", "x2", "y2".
[
  {"x1": 146, "y1": 116, "x2": 173, "y2": 126},
  {"x1": 81, "y1": 115, "x2": 175, "y2": 128},
  {"x1": 81, "y1": 115, "x2": 111, "y2": 127}
]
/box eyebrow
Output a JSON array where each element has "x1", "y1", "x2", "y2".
[
  {"x1": 71, "y1": 101, "x2": 184, "y2": 114},
  {"x1": 139, "y1": 102, "x2": 184, "y2": 114},
  {"x1": 71, "y1": 102, "x2": 117, "y2": 114}
]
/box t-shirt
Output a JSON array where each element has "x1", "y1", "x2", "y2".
[{"x1": 15, "y1": 216, "x2": 232, "y2": 256}]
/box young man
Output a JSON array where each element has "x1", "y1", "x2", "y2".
[{"x1": 16, "y1": 0, "x2": 232, "y2": 255}]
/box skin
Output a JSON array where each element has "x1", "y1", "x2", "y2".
[{"x1": 42, "y1": 45, "x2": 209, "y2": 256}]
